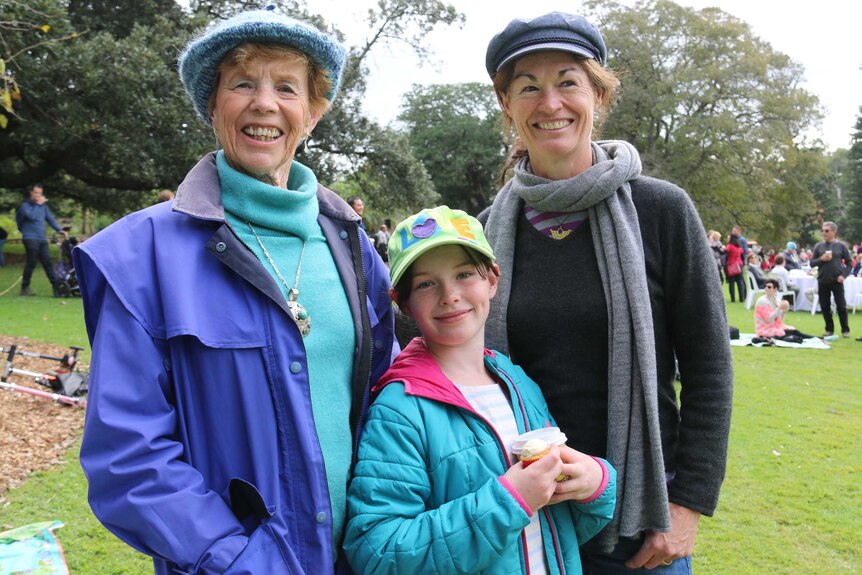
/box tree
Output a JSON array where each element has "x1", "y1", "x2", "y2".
[
  {"x1": 68, "y1": 0, "x2": 186, "y2": 38},
  {"x1": 0, "y1": 0, "x2": 211, "y2": 215},
  {"x1": 305, "y1": 0, "x2": 463, "y2": 217},
  {"x1": 398, "y1": 82, "x2": 506, "y2": 215},
  {"x1": 1, "y1": 0, "x2": 460, "y2": 220},
  {"x1": 844, "y1": 106, "x2": 862, "y2": 242},
  {"x1": 0, "y1": 0, "x2": 79, "y2": 130},
  {"x1": 585, "y1": 0, "x2": 824, "y2": 241}
]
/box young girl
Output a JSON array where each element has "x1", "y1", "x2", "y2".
[{"x1": 344, "y1": 206, "x2": 615, "y2": 574}]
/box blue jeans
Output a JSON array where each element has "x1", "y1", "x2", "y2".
[
  {"x1": 581, "y1": 535, "x2": 693, "y2": 575},
  {"x1": 727, "y1": 273, "x2": 745, "y2": 302},
  {"x1": 22, "y1": 239, "x2": 56, "y2": 290},
  {"x1": 582, "y1": 554, "x2": 692, "y2": 574},
  {"x1": 0, "y1": 238, "x2": 5, "y2": 266}
]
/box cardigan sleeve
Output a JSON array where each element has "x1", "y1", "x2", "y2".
[{"x1": 638, "y1": 178, "x2": 734, "y2": 516}]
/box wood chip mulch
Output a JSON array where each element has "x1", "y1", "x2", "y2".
[{"x1": 0, "y1": 336, "x2": 87, "y2": 505}]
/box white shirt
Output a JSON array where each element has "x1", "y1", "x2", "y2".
[{"x1": 458, "y1": 383, "x2": 548, "y2": 575}]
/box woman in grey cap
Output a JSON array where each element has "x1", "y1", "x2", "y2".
[
  {"x1": 480, "y1": 12, "x2": 733, "y2": 574},
  {"x1": 73, "y1": 7, "x2": 396, "y2": 574}
]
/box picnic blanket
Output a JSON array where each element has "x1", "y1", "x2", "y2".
[
  {"x1": 730, "y1": 333, "x2": 831, "y2": 349},
  {"x1": 0, "y1": 521, "x2": 68, "y2": 575}
]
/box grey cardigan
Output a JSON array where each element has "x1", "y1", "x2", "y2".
[{"x1": 480, "y1": 174, "x2": 733, "y2": 530}]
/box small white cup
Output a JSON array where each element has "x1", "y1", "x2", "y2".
[{"x1": 511, "y1": 427, "x2": 567, "y2": 456}]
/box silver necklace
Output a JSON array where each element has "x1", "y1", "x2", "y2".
[{"x1": 247, "y1": 221, "x2": 311, "y2": 337}]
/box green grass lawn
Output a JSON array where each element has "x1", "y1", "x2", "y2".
[
  {"x1": 1, "y1": 261, "x2": 860, "y2": 574},
  {"x1": 0, "y1": 242, "x2": 89, "y2": 355},
  {"x1": 696, "y1": 298, "x2": 861, "y2": 574}
]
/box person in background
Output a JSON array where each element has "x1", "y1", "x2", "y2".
[
  {"x1": 480, "y1": 12, "x2": 733, "y2": 573},
  {"x1": 761, "y1": 248, "x2": 775, "y2": 271},
  {"x1": 73, "y1": 8, "x2": 396, "y2": 574},
  {"x1": 732, "y1": 225, "x2": 748, "y2": 261},
  {"x1": 799, "y1": 249, "x2": 812, "y2": 273},
  {"x1": 768, "y1": 254, "x2": 799, "y2": 300},
  {"x1": 753, "y1": 279, "x2": 815, "y2": 343},
  {"x1": 707, "y1": 230, "x2": 725, "y2": 282},
  {"x1": 347, "y1": 195, "x2": 368, "y2": 231},
  {"x1": 16, "y1": 183, "x2": 67, "y2": 296},
  {"x1": 810, "y1": 221, "x2": 852, "y2": 338},
  {"x1": 725, "y1": 233, "x2": 745, "y2": 303},
  {"x1": 156, "y1": 189, "x2": 175, "y2": 203},
  {"x1": 345, "y1": 206, "x2": 616, "y2": 574},
  {"x1": 373, "y1": 223, "x2": 390, "y2": 263},
  {"x1": 851, "y1": 253, "x2": 862, "y2": 277},
  {"x1": 0, "y1": 225, "x2": 7, "y2": 267},
  {"x1": 746, "y1": 252, "x2": 767, "y2": 289},
  {"x1": 782, "y1": 241, "x2": 801, "y2": 270}
]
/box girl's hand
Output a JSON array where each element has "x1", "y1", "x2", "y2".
[
  {"x1": 779, "y1": 300, "x2": 790, "y2": 312},
  {"x1": 549, "y1": 445, "x2": 604, "y2": 504},
  {"x1": 503, "y1": 444, "x2": 564, "y2": 512}
]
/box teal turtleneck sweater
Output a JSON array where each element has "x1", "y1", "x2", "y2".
[{"x1": 218, "y1": 152, "x2": 355, "y2": 555}]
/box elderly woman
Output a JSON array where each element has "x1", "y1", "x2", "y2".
[
  {"x1": 480, "y1": 12, "x2": 733, "y2": 574},
  {"x1": 746, "y1": 252, "x2": 768, "y2": 288},
  {"x1": 73, "y1": 8, "x2": 395, "y2": 574}
]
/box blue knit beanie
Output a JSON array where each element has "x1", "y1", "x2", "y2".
[{"x1": 178, "y1": 6, "x2": 346, "y2": 125}]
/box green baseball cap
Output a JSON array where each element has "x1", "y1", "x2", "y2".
[{"x1": 388, "y1": 205, "x2": 496, "y2": 287}]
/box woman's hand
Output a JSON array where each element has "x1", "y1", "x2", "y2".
[
  {"x1": 548, "y1": 445, "x2": 604, "y2": 503},
  {"x1": 625, "y1": 503, "x2": 701, "y2": 568},
  {"x1": 503, "y1": 444, "x2": 564, "y2": 512},
  {"x1": 779, "y1": 300, "x2": 790, "y2": 312}
]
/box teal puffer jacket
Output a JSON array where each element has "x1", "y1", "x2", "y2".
[{"x1": 344, "y1": 339, "x2": 616, "y2": 574}]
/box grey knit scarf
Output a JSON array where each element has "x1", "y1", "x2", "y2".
[{"x1": 484, "y1": 140, "x2": 671, "y2": 551}]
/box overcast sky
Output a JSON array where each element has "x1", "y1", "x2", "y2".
[{"x1": 314, "y1": 0, "x2": 861, "y2": 152}]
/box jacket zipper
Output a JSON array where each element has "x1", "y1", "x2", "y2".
[
  {"x1": 493, "y1": 367, "x2": 566, "y2": 575},
  {"x1": 350, "y1": 224, "x2": 374, "y2": 463}
]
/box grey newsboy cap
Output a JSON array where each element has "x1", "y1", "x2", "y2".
[
  {"x1": 178, "y1": 6, "x2": 346, "y2": 125},
  {"x1": 485, "y1": 12, "x2": 607, "y2": 77}
]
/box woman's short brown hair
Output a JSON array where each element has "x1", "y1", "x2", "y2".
[
  {"x1": 492, "y1": 53, "x2": 620, "y2": 185},
  {"x1": 207, "y1": 42, "x2": 333, "y2": 119}
]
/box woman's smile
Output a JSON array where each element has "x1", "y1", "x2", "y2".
[
  {"x1": 211, "y1": 56, "x2": 321, "y2": 187},
  {"x1": 501, "y1": 51, "x2": 598, "y2": 180},
  {"x1": 241, "y1": 125, "x2": 284, "y2": 141}
]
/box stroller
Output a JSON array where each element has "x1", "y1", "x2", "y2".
[{"x1": 53, "y1": 234, "x2": 80, "y2": 297}]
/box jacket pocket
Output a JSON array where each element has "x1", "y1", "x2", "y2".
[
  {"x1": 223, "y1": 479, "x2": 304, "y2": 575},
  {"x1": 222, "y1": 523, "x2": 298, "y2": 575}
]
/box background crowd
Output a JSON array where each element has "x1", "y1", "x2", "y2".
[{"x1": 708, "y1": 223, "x2": 861, "y2": 341}]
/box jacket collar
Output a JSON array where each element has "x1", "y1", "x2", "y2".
[
  {"x1": 173, "y1": 151, "x2": 364, "y2": 225},
  {"x1": 374, "y1": 338, "x2": 499, "y2": 411}
]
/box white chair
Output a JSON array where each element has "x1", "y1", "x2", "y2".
[
  {"x1": 766, "y1": 273, "x2": 796, "y2": 308},
  {"x1": 744, "y1": 271, "x2": 765, "y2": 309}
]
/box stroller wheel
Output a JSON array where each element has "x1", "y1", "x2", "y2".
[{"x1": 55, "y1": 281, "x2": 71, "y2": 298}]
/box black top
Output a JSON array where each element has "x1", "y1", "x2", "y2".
[{"x1": 494, "y1": 175, "x2": 734, "y2": 521}]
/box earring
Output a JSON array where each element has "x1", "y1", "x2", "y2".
[{"x1": 302, "y1": 133, "x2": 310, "y2": 153}]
